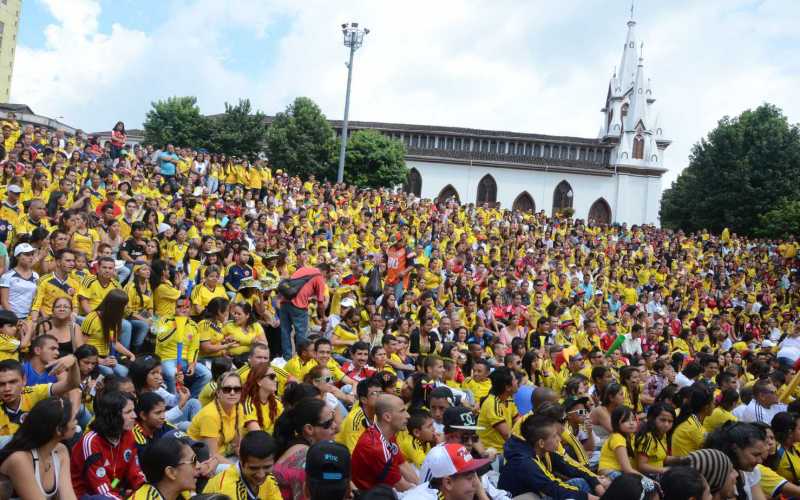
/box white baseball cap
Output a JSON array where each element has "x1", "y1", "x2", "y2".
[
  {"x1": 420, "y1": 443, "x2": 492, "y2": 482},
  {"x1": 13, "y1": 243, "x2": 35, "y2": 257},
  {"x1": 7, "y1": 185, "x2": 21, "y2": 194}
]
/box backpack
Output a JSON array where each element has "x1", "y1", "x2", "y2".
[{"x1": 277, "y1": 272, "x2": 319, "y2": 300}]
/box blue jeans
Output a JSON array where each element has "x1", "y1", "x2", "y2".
[
  {"x1": 168, "y1": 398, "x2": 202, "y2": 431},
  {"x1": 207, "y1": 176, "x2": 219, "y2": 194},
  {"x1": 162, "y1": 360, "x2": 212, "y2": 398},
  {"x1": 279, "y1": 302, "x2": 309, "y2": 360},
  {"x1": 127, "y1": 319, "x2": 150, "y2": 352},
  {"x1": 117, "y1": 265, "x2": 131, "y2": 285},
  {"x1": 97, "y1": 362, "x2": 128, "y2": 377},
  {"x1": 114, "y1": 319, "x2": 133, "y2": 351},
  {"x1": 393, "y1": 281, "x2": 404, "y2": 302}
]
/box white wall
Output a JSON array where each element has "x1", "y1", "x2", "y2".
[{"x1": 407, "y1": 160, "x2": 662, "y2": 225}]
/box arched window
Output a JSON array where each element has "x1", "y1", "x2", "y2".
[
  {"x1": 438, "y1": 184, "x2": 460, "y2": 204},
  {"x1": 552, "y1": 180, "x2": 573, "y2": 215},
  {"x1": 476, "y1": 174, "x2": 497, "y2": 206},
  {"x1": 512, "y1": 192, "x2": 536, "y2": 213},
  {"x1": 403, "y1": 168, "x2": 422, "y2": 197},
  {"x1": 633, "y1": 134, "x2": 644, "y2": 159},
  {"x1": 588, "y1": 198, "x2": 612, "y2": 225}
]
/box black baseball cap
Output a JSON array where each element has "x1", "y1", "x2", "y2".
[
  {"x1": 306, "y1": 441, "x2": 350, "y2": 483},
  {"x1": 443, "y1": 406, "x2": 485, "y2": 432}
]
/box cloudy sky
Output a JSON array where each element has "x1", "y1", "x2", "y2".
[{"x1": 11, "y1": 0, "x2": 800, "y2": 186}]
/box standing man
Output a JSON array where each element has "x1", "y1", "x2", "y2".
[
  {"x1": 158, "y1": 144, "x2": 180, "y2": 190},
  {"x1": 386, "y1": 232, "x2": 414, "y2": 301},
  {"x1": 351, "y1": 394, "x2": 419, "y2": 492},
  {"x1": 279, "y1": 262, "x2": 330, "y2": 360}
]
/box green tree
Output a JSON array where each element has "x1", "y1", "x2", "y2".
[
  {"x1": 265, "y1": 97, "x2": 336, "y2": 179},
  {"x1": 143, "y1": 96, "x2": 210, "y2": 147},
  {"x1": 207, "y1": 99, "x2": 269, "y2": 158},
  {"x1": 757, "y1": 200, "x2": 800, "y2": 238},
  {"x1": 340, "y1": 129, "x2": 408, "y2": 188},
  {"x1": 660, "y1": 103, "x2": 800, "y2": 235}
]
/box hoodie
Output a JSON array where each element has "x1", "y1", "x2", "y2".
[{"x1": 497, "y1": 436, "x2": 597, "y2": 500}]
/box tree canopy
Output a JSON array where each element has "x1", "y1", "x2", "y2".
[
  {"x1": 341, "y1": 129, "x2": 407, "y2": 189},
  {"x1": 143, "y1": 96, "x2": 209, "y2": 148},
  {"x1": 207, "y1": 99, "x2": 269, "y2": 159},
  {"x1": 660, "y1": 103, "x2": 800, "y2": 236},
  {"x1": 265, "y1": 97, "x2": 337, "y2": 180}
]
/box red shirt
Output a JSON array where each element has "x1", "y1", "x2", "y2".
[
  {"x1": 290, "y1": 267, "x2": 327, "y2": 309},
  {"x1": 351, "y1": 426, "x2": 406, "y2": 490},
  {"x1": 71, "y1": 430, "x2": 145, "y2": 499}
]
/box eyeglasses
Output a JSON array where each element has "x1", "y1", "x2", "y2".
[
  {"x1": 264, "y1": 373, "x2": 278, "y2": 381},
  {"x1": 315, "y1": 418, "x2": 335, "y2": 429},
  {"x1": 568, "y1": 409, "x2": 589, "y2": 417},
  {"x1": 220, "y1": 386, "x2": 242, "y2": 394},
  {"x1": 175, "y1": 455, "x2": 198, "y2": 467}
]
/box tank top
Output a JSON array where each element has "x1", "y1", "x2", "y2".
[{"x1": 10, "y1": 448, "x2": 60, "y2": 500}]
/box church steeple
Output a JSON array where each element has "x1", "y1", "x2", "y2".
[{"x1": 599, "y1": 12, "x2": 670, "y2": 170}]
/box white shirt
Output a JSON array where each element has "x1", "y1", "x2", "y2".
[
  {"x1": 738, "y1": 400, "x2": 787, "y2": 425},
  {"x1": 621, "y1": 336, "x2": 643, "y2": 356},
  {"x1": 0, "y1": 268, "x2": 38, "y2": 318},
  {"x1": 674, "y1": 372, "x2": 694, "y2": 389}
]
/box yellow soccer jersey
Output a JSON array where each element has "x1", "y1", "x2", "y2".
[
  {"x1": 241, "y1": 396, "x2": 284, "y2": 434},
  {"x1": 78, "y1": 276, "x2": 121, "y2": 312},
  {"x1": 477, "y1": 395, "x2": 517, "y2": 452},
  {"x1": 203, "y1": 465, "x2": 282, "y2": 500},
  {"x1": 155, "y1": 316, "x2": 200, "y2": 364},
  {"x1": 671, "y1": 415, "x2": 705, "y2": 457},
  {"x1": 0, "y1": 383, "x2": 51, "y2": 435},
  {"x1": 221, "y1": 322, "x2": 265, "y2": 356},
  {"x1": 336, "y1": 404, "x2": 370, "y2": 453},
  {"x1": 187, "y1": 401, "x2": 245, "y2": 457},
  {"x1": 32, "y1": 272, "x2": 80, "y2": 316},
  {"x1": 396, "y1": 430, "x2": 431, "y2": 468}
]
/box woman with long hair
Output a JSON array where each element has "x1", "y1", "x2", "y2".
[
  {"x1": 273, "y1": 397, "x2": 337, "y2": 500},
  {"x1": 151, "y1": 259, "x2": 184, "y2": 319},
  {"x1": 80, "y1": 289, "x2": 136, "y2": 376},
  {"x1": 634, "y1": 402, "x2": 676, "y2": 476},
  {"x1": 198, "y1": 296, "x2": 233, "y2": 359},
  {"x1": 242, "y1": 363, "x2": 284, "y2": 434},
  {"x1": 671, "y1": 383, "x2": 714, "y2": 457},
  {"x1": 187, "y1": 371, "x2": 245, "y2": 470},
  {"x1": 124, "y1": 262, "x2": 154, "y2": 352},
  {"x1": 598, "y1": 405, "x2": 640, "y2": 477},
  {"x1": 129, "y1": 354, "x2": 201, "y2": 431},
  {"x1": 71, "y1": 390, "x2": 143, "y2": 499},
  {"x1": 0, "y1": 397, "x2": 77, "y2": 499},
  {"x1": 589, "y1": 382, "x2": 625, "y2": 466},
  {"x1": 35, "y1": 296, "x2": 83, "y2": 357}
]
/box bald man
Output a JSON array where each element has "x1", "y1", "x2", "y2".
[{"x1": 351, "y1": 394, "x2": 419, "y2": 491}]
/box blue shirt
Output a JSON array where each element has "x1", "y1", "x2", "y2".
[
  {"x1": 23, "y1": 361, "x2": 57, "y2": 386},
  {"x1": 159, "y1": 152, "x2": 179, "y2": 176}
]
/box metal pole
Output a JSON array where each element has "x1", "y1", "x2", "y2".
[{"x1": 337, "y1": 38, "x2": 356, "y2": 184}]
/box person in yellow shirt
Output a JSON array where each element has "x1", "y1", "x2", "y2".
[
  {"x1": 598, "y1": 405, "x2": 639, "y2": 476},
  {"x1": 462, "y1": 359, "x2": 492, "y2": 402},
  {"x1": 222, "y1": 302, "x2": 266, "y2": 359},
  {"x1": 124, "y1": 263, "x2": 154, "y2": 352},
  {"x1": 198, "y1": 296, "x2": 232, "y2": 359},
  {"x1": 396, "y1": 408, "x2": 436, "y2": 469},
  {"x1": 477, "y1": 367, "x2": 518, "y2": 453},
  {"x1": 703, "y1": 389, "x2": 739, "y2": 433},
  {"x1": 130, "y1": 436, "x2": 199, "y2": 500},
  {"x1": 671, "y1": 384, "x2": 714, "y2": 457},
  {"x1": 155, "y1": 296, "x2": 212, "y2": 398},
  {"x1": 187, "y1": 370, "x2": 245, "y2": 467},
  {"x1": 190, "y1": 265, "x2": 228, "y2": 317},
  {"x1": 80, "y1": 289, "x2": 135, "y2": 377},
  {"x1": 336, "y1": 377, "x2": 383, "y2": 452},
  {"x1": 634, "y1": 402, "x2": 675, "y2": 476},
  {"x1": 203, "y1": 429, "x2": 282, "y2": 500},
  {"x1": 0, "y1": 310, "x2": 32, "y2": 361},
  {"x1": 242, "y1": 363, "x2": 284, "y2": 434}
]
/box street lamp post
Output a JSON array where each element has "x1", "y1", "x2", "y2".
[{"x1": 337, "y1": 22, "x2": 369, "y2": 184}]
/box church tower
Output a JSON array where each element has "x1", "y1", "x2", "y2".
[{"x1": 599, "y1": 16, "x2": 670, "y2": 170}]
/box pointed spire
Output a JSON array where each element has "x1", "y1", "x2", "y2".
[
  {"x1": 625, "y1": 55, "x2": 648, "y2": 131},
  {"x1": 617, "y1": 16, "x2": 639, "y2": 94}
]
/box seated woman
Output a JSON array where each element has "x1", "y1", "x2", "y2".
[
  {"x1": 0, "y1": 397, "x2": 77, "y2": 500},
  {"x1": 129, "y1": 354, "x2": 201, "y2": 431},
  {"x1": 71, "y1": 390, "x2": 145, "y2": 499},
  {"x1": 130, "y1": 436, "x2": 200, "y2": 500}
]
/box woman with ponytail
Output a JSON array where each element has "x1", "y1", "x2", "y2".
[
  {"x1": 273, "y1": 397, "x2": 337, "y2": 500},
  {"x1": 242, "y1": 362, "x2": 284, "y2": 434},
  {"x1": 671, "y1": 383, "x2": 714, "y2": 457}
]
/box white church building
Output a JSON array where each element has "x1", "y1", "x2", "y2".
[{"x1": 333, "y1": 16, "x2": 670, "y2": 225}]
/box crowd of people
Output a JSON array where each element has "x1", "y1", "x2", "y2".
[{"x1": 0, "y1": 115, "x2": 796, "y2": 500}]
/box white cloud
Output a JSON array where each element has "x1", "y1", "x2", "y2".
[{"x1": 11, "y1": 0, "x2": 800, "y2": 188}]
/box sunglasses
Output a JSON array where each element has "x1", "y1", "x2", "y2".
[
  {"x1": 459, "y1": 433, "x2": 480, "y2": 444},
  {"x1": 568, "y1": 409, "x2": 589, "y2": 417},
  {"x1": 315, "y1": 376, "x2": 334, "y2": 384},
  {"x1": 315, "y1": 418, "x2": 335, "y2": 429},
  {"x1": 220, "y1": 386, "x2": 242, "y2": 394},
  {"x1": 175, "y1": 455, "x2": 198, "y2": 467},
  {"x1": 264, "y1": 373, "x2": 278, "y2": 381}
]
